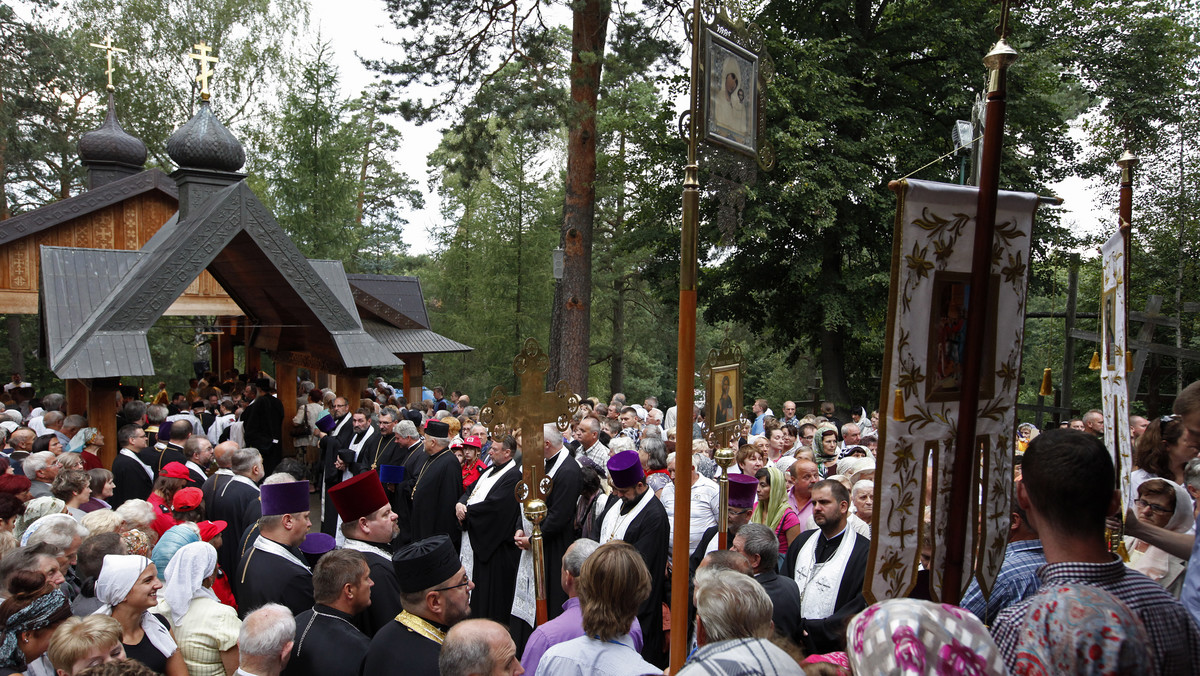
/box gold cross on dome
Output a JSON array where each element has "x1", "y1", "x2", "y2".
[
  {"x1": 89, "y1": 35, "x2": 128, "y2": 91},
  {"x1": 188, "y1": 41, "x2": 219, "y2": 101}
]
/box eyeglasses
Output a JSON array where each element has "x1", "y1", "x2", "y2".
[
  {"x1": 728, "y1": 507, "x2": 751, "y2": 517},
  {"x1": 433, "y1": 575, "x2": 471, "y2": 592},
  {"x1": 1134, "y1": 498, "x2": 1173, "y2": 515}
]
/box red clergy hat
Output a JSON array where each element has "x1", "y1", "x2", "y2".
[{"x1": 328, "y1": 469, "x2": 388, "y2": 522}]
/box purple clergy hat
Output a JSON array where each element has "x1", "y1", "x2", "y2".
[
  {"x1": 378, "y1": 464, "x2": 405, "y2": 484},
  {"x1": 728, "y1": 473, "x2": 758, "y2": 509},
  {"x1": 607, "y1": 450, "x2": 645, "y2": 488},
  {"x1": 260, "y1": 480, "x2": 311, "y2": 516},
  {"x1": 300, "y1": 532, "x2": 335, "y2": 555},
  {"x1": 314, "y1": 411, "x2": 336, "y2": 434}
]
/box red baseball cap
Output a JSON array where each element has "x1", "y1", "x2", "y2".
[
  {"x1": 197, "y1": 520, "x2": 227, "y2": 542},
  {"x1": 160, "y1": 462, "x2": 191, "y2": 481},
  {"x1": 462, "y1": 435, "x2": 483, "y2": 449},
  {"x1": 172, "y1": 487, "x2": 204, "y2": 511}
]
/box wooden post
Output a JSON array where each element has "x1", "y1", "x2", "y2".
[
  {"x1": 87, "y1": 378, "x2": 120, "y2": 469},
  {"x1": 276, "y1": 361, "x2": 298, "y2": 458},
  {"x1": 66, "y1": 379, "x2": 88, "y2": 417},
  {"x1": 1117, "y1": 150, "x2": 1137, "y2": 293},
  {"x1": 340, "y1": 373, "x2": 367, "y2": 408},
  {"x1": 943, "y1": 31, "x2": 1018, "y2": 605},
  {"x1": 403, "y1": 354, "x2": 424, "y2": 403},
  {"x1": 215, "y1": 317, "x2": 235, "y2": 377}
]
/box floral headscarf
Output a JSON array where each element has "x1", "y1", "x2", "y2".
[
  {"x1": 847, "y1": 599, "x2": 1006, "y2": 675},
  {"x1": 13, "y1": 496, "x2": 65, "y2": 540},
  {"x1": 1009, "y1": 583, "x2": 1153, "y2": 675},
  {"x1": 0, "y1": 589, "x2": 70, "y2": 670},
  {"x1": 67, "y1": 427, "x2": 100, "y2": 454}
]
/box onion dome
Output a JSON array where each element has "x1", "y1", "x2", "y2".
[
  {"x1": 78, "y1": 93, "x2": 147, "y2": 169},
  {"x1": 166, "y1": 99, "x2": 245, "y2": 172}
]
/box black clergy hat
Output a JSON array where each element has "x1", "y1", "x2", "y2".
[
  {"x1": 424, "y1": 419, "x2": 450, "y2": 440},
  {"x1": 393, "y1": 535, "x2": 461, "y2": 593}
]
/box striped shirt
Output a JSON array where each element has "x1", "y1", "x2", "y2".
[
  {"x1": 991, "y1": 557, "x2": 1200, "y2": 675},
  {"x1": 961, "y1": 538, "x2": 1045, "y2": 626}
]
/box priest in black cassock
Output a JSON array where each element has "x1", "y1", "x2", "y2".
[
  {"x1": 241, "y1": 378, "x2": 286, "y2": 474},
  {"x1": 595, "y1": 450, "x2": 669, "y2": 667},
  {"x1": 111, "y1": 424, "x2": 154, "y2": 510},
  {"x1": 409, "y1": 420, "x2": 462, "y2": 548},
  {"x1": 284, "y1": 548, "x2": 372, "y2": 676},
  {"x1": 236, "y1": 479, "x2": 314, "y2": 618},
  {"x1": 210, "y1": 447, "x2": 264, "y2": 582},
  {"x1": 783, "y1": 479, "x2": 870, "y2": 654},
  {"x1": 688, "y1": 473, "x2": 758, "y2": 576},
  {"x1": 313, "y1": 400, "x2": 359, "y2": 536},
  {"x1": 362, "y1": 535, "x2": 473, "y2": 676},
  {"x1": 364, "y1": 410, "x2": 403, "y2": 471},
  {"x1": 525, "y1": 424, "x2": 581, "y2": 620},
  {"x1": 390, "y1": 419, "x2": 425, "y2": 547},
  {"x1": 328, "y1": 469, "x2": 403, "y2": 637},
  {"x1": 456, "y1": 434, "x2": 521, "y2": 625}
]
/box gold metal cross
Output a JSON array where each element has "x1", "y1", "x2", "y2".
[
  {"x1": 188, "y1": 41, "x2": 219, "y2": 101},
  {"x1": 89, "y1": 35, "x2": 128, "y2": 92},
  {"x1": 480, "y1": 338, "x2": 579, "y2": 624}
]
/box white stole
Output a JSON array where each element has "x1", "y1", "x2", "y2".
[
  {"x1": 460, "y1": 461, "x2": 519, "y2": 578},
  {"x1": 342, "y1": 426, "x2": 376, "y2": 481},
  {"x1": 510, "y1": 453, "x2": 575, "y2": 628},
  {"x1": 343, "y1": 537, "x2": 391, "y2": 564},
  {"x1": 120, "y1": 448, "x2": 154, "y2": 480},
  {"x1": 252, "y1": 535, "x2": 310, "y2": 572},
  {"x1": 794, "y1": 527, "x2": 856, "y2": 619},
  {"x1": 599, "y1": 486, "x2": 653, "y2": 544}
]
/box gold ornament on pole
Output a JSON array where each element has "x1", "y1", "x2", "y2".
[
  {"x1": 188, "y1": 41, "x2": 219, "y2": 101},
  {"x1": 479, "y1": 338, "x2": 580, "y2": 626}
]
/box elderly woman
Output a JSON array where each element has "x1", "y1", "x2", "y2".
[
  {"x1": 156, "y1": 542, "x2": 240, "y2": 675},
  {"x1": 848, "y1": 480, "x2": 874, "y2": 539},
  {"x1": 14, "y1": 496, "x2": 66, "y2": 542},
  {"x1": 91, "y1": 555, "x2": 186, "y2": 676},
  {"x1": 1125, "y1": 478, "x2": 1193, "y2": 596},
  {"x1": 114, "y1": 501, "x2": 158, "y2": 557},
  {"x1": 0, "y1": 571, "x2": 73, "y2": 676},
  {"x1": 51, "y1": 470, "x2": 92, "y2": 520},
  {"x1": 733, "y1": 444, "x2": 765, "y2": 477},
  {"x1": 843, "y1": 598, "x2": 1007, "y2": 675},
  {"x1": 80, "y1": 470, "x2": 116, "y2": 513},
  {"x1": 46, "y1": 615, "x2": 126, "y2": 676},
  {"x1": 66, "y1": 428, "x2": 106, "y2": 472},
  {"x1": 32, "y1": 434, "x2": 64, "y2": 458}
]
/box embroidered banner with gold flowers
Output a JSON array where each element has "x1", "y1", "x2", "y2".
[
  {"x1": 1099, "y1": 231, "x2": 1132, "y2": 510},
  {"x1": 866, "y1": 179, "x2": 1040, "y2": 605}
]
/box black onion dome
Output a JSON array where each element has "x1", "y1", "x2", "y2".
[
  {"x1": 166, "y1": 99, "x2": 245, "y2": 172},
  {"x1": 78, "y1": 93, "x2": 147, "y2": 168}
]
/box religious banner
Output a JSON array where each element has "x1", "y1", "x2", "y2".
[
  {"x1": 867, "y1": 178, "x2": 1039, "y2": 604},
  {"x1": 1099, "y1": 231, "x2": 1132, "y2": 506},
  {"x1": 702, "y1": 339, "x2": 743, "y2": 449}
]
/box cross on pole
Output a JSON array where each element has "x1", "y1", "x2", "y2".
[
  {"x1": 188, "y1": 41, "x2": 219, "y2": 101},
  {"x1": 89, "y1": 35, "x2": 128, "y2": 91},
  {"x1": 479, "y1": 338, "x2": 579, "y2": 625}
]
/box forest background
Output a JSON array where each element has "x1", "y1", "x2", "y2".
[{"x1": 1, "y1": 0, "x2": 1197, "y2": 420}]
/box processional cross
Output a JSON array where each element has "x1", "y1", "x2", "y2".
[
  {"x1": 480, "y1": 338, "x2": 580, "y2": 625},
  {"x1": 89, "y1": 35, "x2": 128, "y2": 91},
  {"x1": 188, "y1": 41, "x2": 219, "y2": 101}
]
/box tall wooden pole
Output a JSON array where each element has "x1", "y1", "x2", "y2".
[
  {"x1": 942, "y1": 24, "x2": 1018, "y2": 605},
  {"x1": 669, "y1": 0, "x2": 703, "y2": 667}
]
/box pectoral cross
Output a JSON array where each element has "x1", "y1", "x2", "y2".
[
  {"x1": 480, "y1": 338, "x2": 580, "y2": 625},
  {"x1": 89, "y1": 35, "x2": 128, "y2": 91},
  {"x1": 188, "y1": 41, "x2": 219, "y2": 101}
]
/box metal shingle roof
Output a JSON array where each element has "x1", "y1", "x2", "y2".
[{"x1": 361, "y1": 319, "x2": 473, "y2": 354}]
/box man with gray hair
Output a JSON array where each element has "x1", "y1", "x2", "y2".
[
  {"x1": 520, "y1": 538, "x2": 644, "y2": 674},
  {"x1": 410, "y1": 419, "x2": 463, "y2": 547},
  {"x1": 28, "y1": 393, "x2": 64, "y2": 436},
  {"x1": 238, "y1": 603, "x2": 296, "y2": 676},
  {"x1": 23, "y1": 450, "x2": 59, "y2": 497},
  {"x1": 60, "y1": 414, "x2": 86, "y2": 446},
  {"x1": 385, "y1": 418, "x2": 423, "y2": 546},
  {"x1": 732, "y1": 523, "x2": 801, "y2": 643},
  {"x1": 513, "y1": 423, "x2": 582, "y2": 621},
  {"x1": 679, "y1": 568, "x2": 797, "y2": 675},
  {"x1": 440, "y1": 619, "x2": 523, "y2": 676},
  {"x1": 211, "y1": 447, "x2": 264, "y2": 578}
]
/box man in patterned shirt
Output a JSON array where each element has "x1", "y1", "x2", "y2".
[
  {"x1": 991, "y1": 429, "x2": 1200, "y2": 674},
  {"x1": 960, "y1": 497, "x2": 1045, "y2": 625}
]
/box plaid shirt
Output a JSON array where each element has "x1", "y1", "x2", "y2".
[
  {"x1": 961, "y1": 539, "x2": 1046, "y2": 626},
  {"x1": 991, "y1": 557, "x2": 1200, "y2": 675}
]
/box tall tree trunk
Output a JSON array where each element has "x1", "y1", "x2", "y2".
[
  {"x1": 548, "y1": 0, "x2": 610, "y2": 396},
  {"x1": 610, "y1": 281, "x2": 625, "y2": 396}
]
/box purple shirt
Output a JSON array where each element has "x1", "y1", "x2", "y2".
[{"x1": 520, "y1": 597, "x2": 644, "y2": 676}]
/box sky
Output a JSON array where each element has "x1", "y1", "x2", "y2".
[{"x1": 310, "y1": 0, "x2": 1112, "y2": 258}]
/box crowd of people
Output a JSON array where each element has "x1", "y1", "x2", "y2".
[{"x1": 0, "y1": 369, "x2": 1197, "y2": 676}]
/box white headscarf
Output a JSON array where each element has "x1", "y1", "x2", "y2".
[
  {"x1": 19, "y1": 512, "x2": 74, "y2": 546},
  {"x1": 91, "y1": 555, "x2": 177, "y2": 658},
  {"x1": 162, "y1": 542, "x2": 219, "y2": 625}
]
